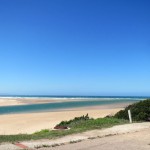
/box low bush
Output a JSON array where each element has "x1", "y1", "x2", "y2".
[
  {"x1": 55, "y1": 113, "x2": 92, "y2": 128},
  {"x1": 114, "y1": 99, "x2": 150, "y2": 121}
]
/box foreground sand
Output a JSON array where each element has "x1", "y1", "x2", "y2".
[{"x1": 0, "y1": 107, "x2": 122, "y2": 135}]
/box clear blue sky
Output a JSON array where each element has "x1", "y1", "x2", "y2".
[{"x1": 0, "y1": 0, "x2": 150, "y2": 96}]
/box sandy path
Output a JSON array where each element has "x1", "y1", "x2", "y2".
[{"x1": 49, "y1": 125, "x2": 150, "y2": 150}]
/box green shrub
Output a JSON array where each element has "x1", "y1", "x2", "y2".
[
  {"x1": 114, "y1": 99, "x2": 150, "y2": 121},
  {"x1": 56, "y1": 113, "x2": 92, "y2": 127}
]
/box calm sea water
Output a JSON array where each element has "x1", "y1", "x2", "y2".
[{"x1": 0, "y1": 96, "x2": 148, "y2": 115}]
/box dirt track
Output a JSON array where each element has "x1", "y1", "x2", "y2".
[{"x1": 49, "y1": 128, "x2": 150, "y2": 150}]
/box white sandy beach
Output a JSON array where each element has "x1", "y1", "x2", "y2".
[
  {"x1": 0, "y1": 97, "x2": 136, "y2": 106},
  {"x1": 0, "y1": 97, "x2": 105, "y2": 106},
  {"x1": 0, "y1": 98, "x2": 69, "y2": 106},
  {"x1": 0, "y1": 99, "x2": 23, "y2": 106},
  {"x1": 0, "y1": 98, "x2": 132, "y2": 135},
  {"x1": 0, "y1": 108, "x2": 121, "y2": 135}
]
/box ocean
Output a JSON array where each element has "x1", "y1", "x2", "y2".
[{"x1": 0, "y1": 96, "x2": 148, "y2": 115}]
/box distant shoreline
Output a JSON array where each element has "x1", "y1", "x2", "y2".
[{"x1": 0, "y1": 96, "x2": 146, "y2": 107}]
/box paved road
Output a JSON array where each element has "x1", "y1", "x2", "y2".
[{"x1": 45, "y1": 129, "x2": 150, "y2": 150}]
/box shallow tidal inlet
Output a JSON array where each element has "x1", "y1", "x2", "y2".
[{"x1": 0, "y1": 96, "x2": 145, "y2": 114}]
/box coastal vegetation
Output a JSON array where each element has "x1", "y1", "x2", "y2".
[
  {"x1": 0, "y1": 117, "x2": 127, "y2": 143},
  {"x1": 55, "y1": 113, "x2": 91, "y2": 129},
  {"x1": 114, "y1": 99, "x2": 150, "y2": 121}
]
